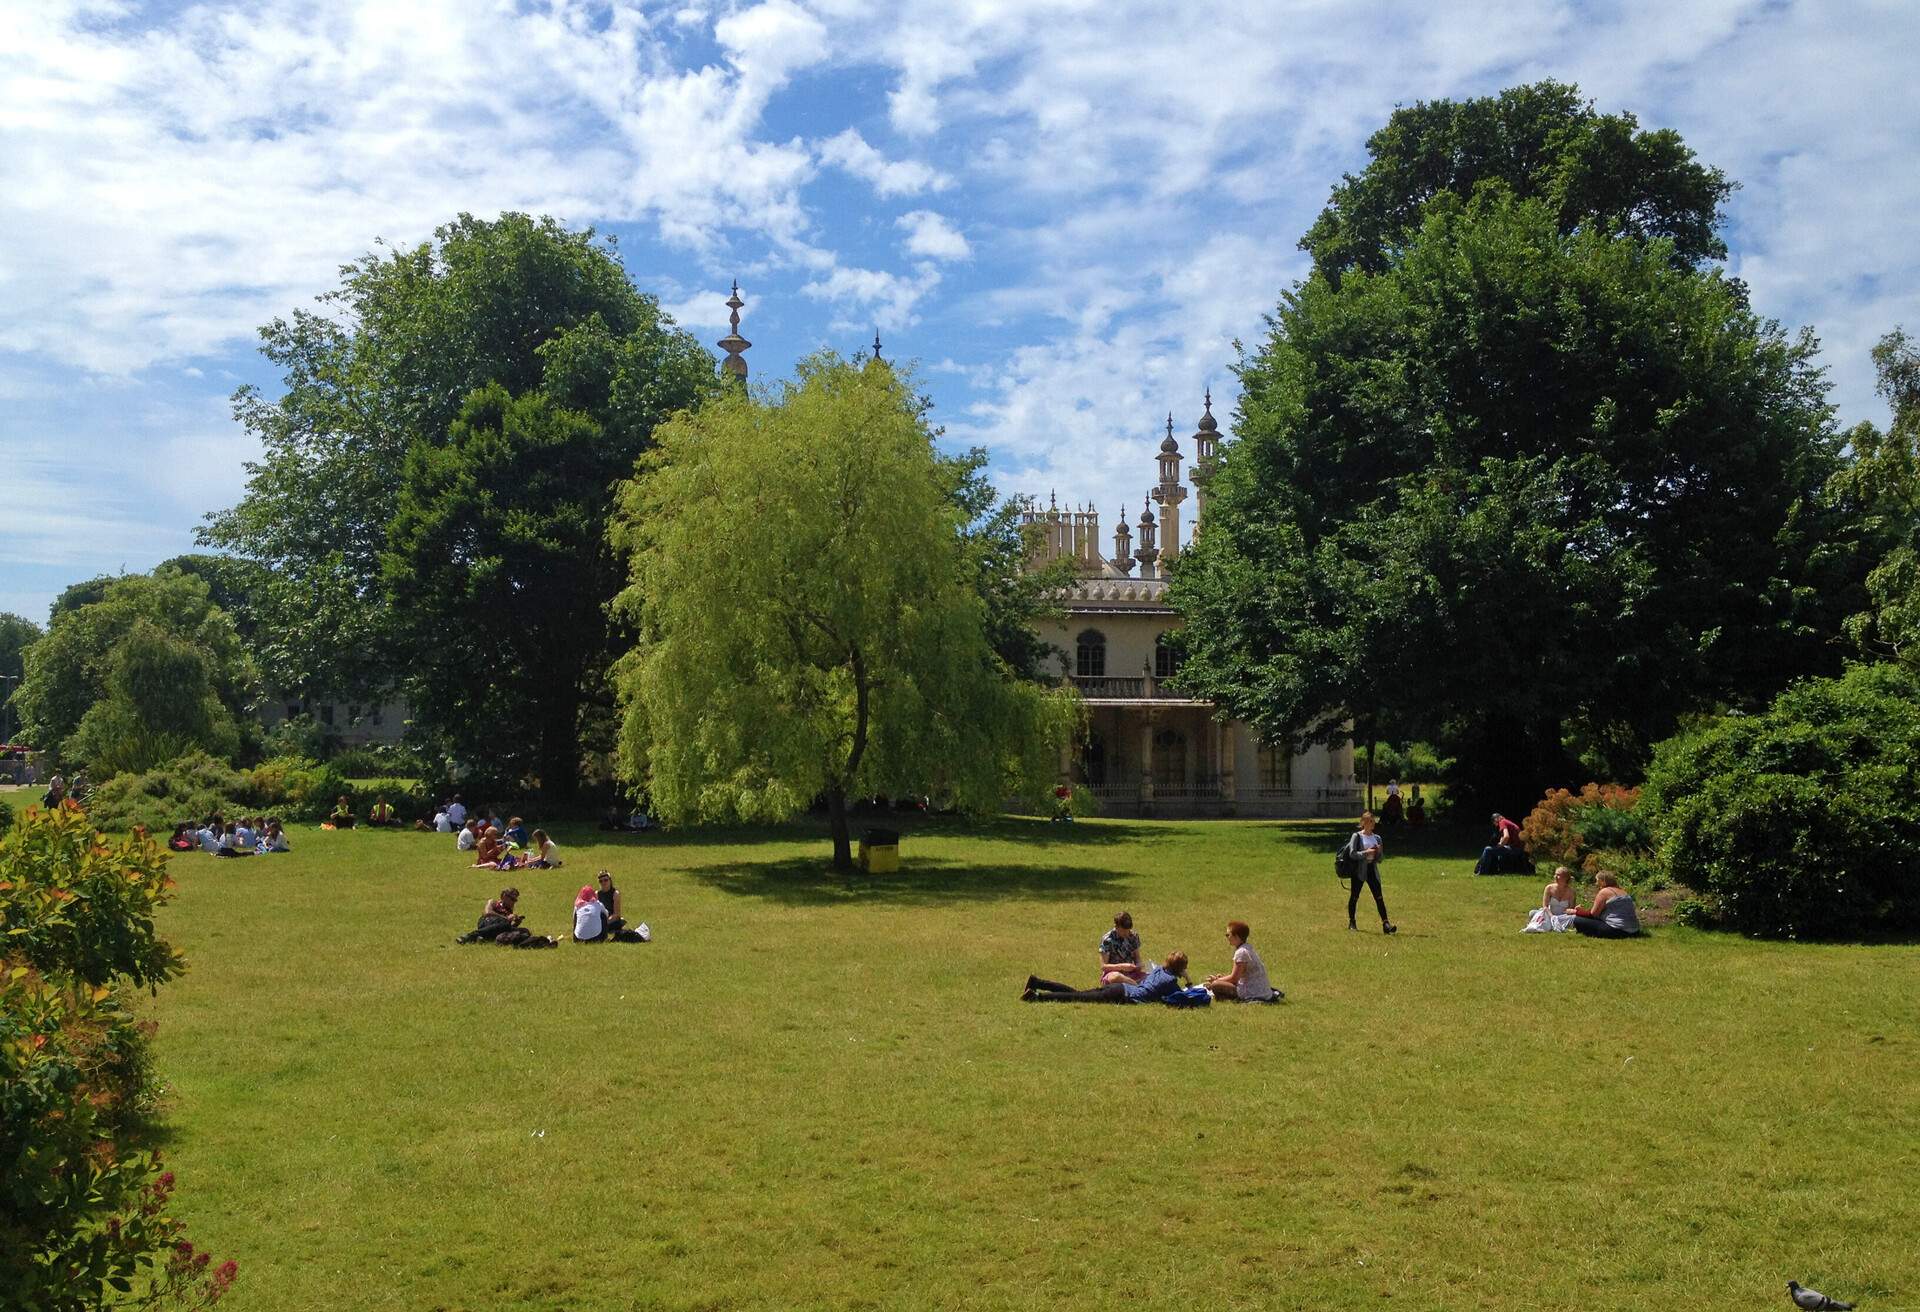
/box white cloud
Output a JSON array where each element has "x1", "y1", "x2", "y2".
[
  {"x1": 800, "y1": 262, "x2": 941, "y2": 333},
  {"x1": 816, "y1": 128, "x2": 952, "y2": 197},
  {"x1": 896, "y1": 209, "x2": 970, "y2": 261}
]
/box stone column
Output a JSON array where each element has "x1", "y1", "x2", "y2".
[
  {"x1": 1218, "y1": 720, "x2": 1238, "y2": 813},
  {"x1": 1138, "y1": 710, "x2": 1157, "y2": 816}
]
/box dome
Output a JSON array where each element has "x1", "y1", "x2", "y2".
[{"x1": 1159, "y1": 433, "x2": 1180, "y2": 454}]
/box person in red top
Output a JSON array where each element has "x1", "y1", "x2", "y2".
[{"x1": 1474, "y1": 812, "x2": 1528, "y2": 875}]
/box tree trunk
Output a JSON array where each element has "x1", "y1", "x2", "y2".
[
  {"x1": 1365, "y1": 735, "x2": 1376, "y2": 813},
  {"x1": 536, "y1": 691, "x2": 579, "y2": 803},
  {"x1": 827, "y1": 785, "x2": 853, "y2": 871}
]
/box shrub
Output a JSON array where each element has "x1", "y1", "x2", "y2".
[
  {"x1": 1520, "y1": 783, "x2": 1645, "y2": 872},
  {"x1": 329, "y1": 743, "x2": 426, "y2": 779},
  {"x1": 0, "y1": 796, "x2": 12, "y2": 832},
  {"x1": 246, "y1": 756, "x2": 348, "y2": 822},
  {"x1": 1641, "y1": 663, "x2": 1920, "y2": 939},
  {"x1": 1, "y1": 802, "x2": 237, "y2": 1307},
  {"x1": 85, "y1": 751, "x2": 252, "y2": 836},
  {"x1": 1673, "y1": 897, "x2": 1715, "y2": 929}
]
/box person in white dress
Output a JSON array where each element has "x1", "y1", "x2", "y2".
[{"x1": 1524, "y1": 866, "x2": 1578, "y2": 932}]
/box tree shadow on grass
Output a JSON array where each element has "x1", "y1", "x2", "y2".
[
  {"x1": 565, "y1": 813, "x2": 1172, "y2": 852},
  {"x1": 683, "y1": 854, "x2": 1131, "y2": 907}
]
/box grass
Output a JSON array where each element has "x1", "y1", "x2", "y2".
[{"x1": 137, "y1": 816, "x2": 1917, "y2": 1311}]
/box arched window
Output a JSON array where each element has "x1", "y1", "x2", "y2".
[
  {"x1": 1075, "y1": 628, "x2": 1106, "y2": 678},
  {"x1": 1154, "y1": 632, "x2": 1183, "y2": 680}
]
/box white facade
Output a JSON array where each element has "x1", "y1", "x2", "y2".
[{"x1": 1025, "y1": 401, "x2": 1361, "y2": 818}]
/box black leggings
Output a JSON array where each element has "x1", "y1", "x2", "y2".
[
  {"x1": 1027, "y1": 976, "x2": 1129, "y2": 1003},
  {"x1": 1571, "y1": 917, "x2": 1638, "y2": 938},
  {"x1": 1348, "y1": 864, "x2": 1390, "y2": 924}
]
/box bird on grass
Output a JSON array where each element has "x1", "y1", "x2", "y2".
[{"x1": 1788, "y1": 1280, "x2": 1855, "y2": 1310}]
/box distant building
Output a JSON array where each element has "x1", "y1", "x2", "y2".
[
  {"x1": 258, "y1": 697, "x2": 408, "y2": 748},
  {"x1": 1023, "y1": 397, "x2": 1360, "y2": 818}
]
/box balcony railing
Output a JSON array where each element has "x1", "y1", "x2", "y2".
[{"x1": 1066, "y1": 674, "x2": 1199, "y2": 700}]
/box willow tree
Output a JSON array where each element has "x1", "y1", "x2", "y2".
[{"x1": 612, "y1": 355, "x2": 1076, "y2": 869}]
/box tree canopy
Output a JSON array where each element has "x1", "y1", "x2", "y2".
[
  {"x1": 1302, "y1": 80, "x2": 1734, "y2": 283},
  {"x1": 199, "y1": 212, "x2": 711, "y2": 708},
  {"x1": 13, "y1": 570, "x2": 258, "y2": 772},
  {"x1": 1832, "y1": 329, "x2": 1920, "y2": 667},
  {"x1": 1171, "y1": 177, "x2": 1855, "y2": 811},
  {"x1": 612, "y1": 356, "x2": 1076, "y2": 868},
  {"x1": 0, "y1": 612, "x2": 40, "y2": 740}
]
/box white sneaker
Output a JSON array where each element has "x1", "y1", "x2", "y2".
[{"x1": 636, "y1": 923, "x2": 652, "y2": 942}]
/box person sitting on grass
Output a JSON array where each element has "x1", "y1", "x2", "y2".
[
  {"x1": 504, "y1": 816, "x2": 530, "y2": 848},
  {"x1": 1524, "y1": 866, "x2": 1578, "y2": 933},
  {"x1": 1569, "y1": 871, "x2": 1643, "y2": 939},
  {"x1": 1098, "y1": 910, "x2": 1145, "y2": 982},
  {"x1": 368, "y1": 796, "x2": 397, "y2": 827},
  {"x1": 327, "y1": 796, "x2": 356, "y2": 829},
  {"x1": 525, "y1": 829, "x2": 561, "y2": 868},
  {"x1": 595, "y1": 870, "x2": 626, "y2": 932},
  {"x1": 197, "y1": 815, "x2": 224, "y2": 854},
  {"x1": 262, "y1": 820, "x2": 290, "y2": 852},
  {"x1": 1205, "y1": 921, "x2": 1279, "y2": 1001},
  {"x1": 1473, "y1": 812, "x2": 1527, "y2": 875},
  {"x1": 473, "y1": 827, "x2": 519, "y2": 870},
  {"x1": 1407, "y1": 789, "x2": 1427, "y2": 827},
  {"x1": 168, "y1": 823, "x2": 195, "y2": 852},
  {"x1": 215, "y1": 822, "x2": 252, "y2": 857},
  {"x1": 457, "y1": 818, "x2": 482, "y2": 852},
  {"x1": 1023, "y1": 951, "x2": 1190, "y2": 1003},
  {"x1": 433, "y1": 807, "x2": 452, "y2": 833},
  {"x1": 234, "y1": 817, "x2": 256, "y2": 848}
]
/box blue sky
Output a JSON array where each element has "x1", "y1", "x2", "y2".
[{"x1": 3, "y1": 0, "x2": 1916, "y2": 624}]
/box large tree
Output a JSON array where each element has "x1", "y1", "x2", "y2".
[
  {"x1": 1832, "y1": 329, "x2": 1920, "y2": 666},
  {"x1": 1171, "y1": 175, "x2": 1856, "y2": 811},
  {"x1": 13, "y1": 570, "x2": 259, "y2": 771},
  {"x1": 1302, "y1": 79, "x2": 1734, "y2": 283},
  {"x1": 199, "y1": 212, "x2": 707, "y2": 707},
  {"x1": 0, "y1": 612, "x2": 39, "y2": 742},
  {"x1": 612, "y1": 356, "x2": 1076, "y2": 869}
]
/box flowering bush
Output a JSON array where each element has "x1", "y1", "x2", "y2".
[
  {"x1": 0, "y1": 802, "x2": 236, "y2": 1307},
  {"x1": 1520, "y1": 783, "x2": 1647, "y2": 873}
]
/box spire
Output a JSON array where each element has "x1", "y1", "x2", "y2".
[
  {"x1": 717, "y1": 280, "x2": 751, "y2": 382},
  {"x1": 871, "y1": 330, "x2": 884, "y2": 363},
  {"x1": 1198, "y1": 387, "x2": 1219, "y2": 433}
]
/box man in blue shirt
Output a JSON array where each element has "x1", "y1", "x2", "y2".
[{"x1": 1023, "y1": 951, "x2": 1189, "y2": 1003}]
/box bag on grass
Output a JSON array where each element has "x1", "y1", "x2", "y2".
[{"x1": 1162, "y1": 985, "x2": 1212, "y2": 1008}]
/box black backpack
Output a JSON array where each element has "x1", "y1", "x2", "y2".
[{"x1": 1333, "y1": 833, "x2": 1360, "y2": 883}]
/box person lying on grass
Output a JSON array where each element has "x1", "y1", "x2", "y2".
[
  {"x1": 1098, "y1": 910, "x2": 1145, "y2": 982},
  {"x1": 1023, "y1": 951, "x2": 1190, "y2": 1003},
  {"x1": 1569, "y1": 870, "x2": 1642, "y2": 938},
  {"x1": 1204, "y1": 921, "x2": 1278, "y2": 1002},
  {"x1": 457, "y1": 887, "x2": 561, "y2": 948}
]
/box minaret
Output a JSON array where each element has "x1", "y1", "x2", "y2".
[
  {"x1": 1150, "y1": 412, "x2": 1187, "y2": 559},
  {"x1": 1189, "y1": 388, "x2": 1221, "y2": 537},
  {"x1": 1111, "y1": 505, "x2": 1135, "y2": 575},
  {"x1": 717, "y1": 280, "x2": 751, "y2": 383},
  {"x1": 1134, "y1": 497, "x2": 1159, "y2": 580}
]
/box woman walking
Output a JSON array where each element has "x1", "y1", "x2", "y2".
[{"x1": 1345, "y1": 810, "x2": 1397, "y2": 934}]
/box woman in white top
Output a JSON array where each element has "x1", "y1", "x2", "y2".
[
  {"x1": 1345, "y1": 810, "x2": 1397, "y2": 934},
  {"x1": 1205, "y1": 921, "x2": 1278, "y2": 1001},
  {"x1": 1525, "y1": 866, "x2": 1578, "y2": 932}
]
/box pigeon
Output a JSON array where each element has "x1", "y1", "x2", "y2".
[{"x1": 1789, "y1": 1280, "x2": 1854, "y2": 1310}]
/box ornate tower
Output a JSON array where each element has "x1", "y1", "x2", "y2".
[
  {"x1": 1150, "y1": 413, "x2": 1187, "y2": 559},
  {"x1": 1110, "y1": 505, "x2": 1135, "y2": 575},
  {"x1": 1189, "y1": 388, "x2": 1221, "y2": 537},
  {"x1": 1134, "y1": 497, "x2": 1159, "y2": 580},
  {"x1": 717, "y1": 280, "x2": 751, "y2": 383}
]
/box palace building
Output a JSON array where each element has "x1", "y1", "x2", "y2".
[{"x1": 1020, "y1": 400, "x2": 1360, "y2": 818}]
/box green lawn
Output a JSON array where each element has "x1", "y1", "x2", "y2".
[{"x1": 140, "y1": 817, "x2": 1917, "y2": 1311}]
